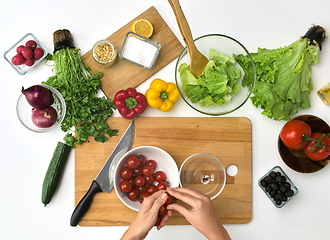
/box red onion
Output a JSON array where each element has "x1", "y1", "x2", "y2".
[
  {"x1": 32, "y1": 107, "x2": 58, "y2": 128},
  {"x1": 22, "y1": 85, "x2": 54, "y2": 109}
]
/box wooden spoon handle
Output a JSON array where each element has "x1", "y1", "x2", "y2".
[{"x1": 168, "y1": 0, "x2": 198, "y2": 55}]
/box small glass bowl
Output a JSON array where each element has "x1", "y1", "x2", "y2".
[
  {"x1": 179, "y1": 153, "x2": 226, "y2": 200},
  {"x1": 16, "y1": 84, "x2": 66, "y2": 133},
  {"x1": 175, "y1": 33, "x2": 255, "y2": 116},
  {"x1": 258, "y1": 166, "x2": 298, "y2": 208},
  {"x1": 119, "y1": 32, "x2": 161, "y2": 70},
  {"x1": 4, "y1": 33, "x2": 48, "y2": 75},
  {"x1": 92, "y1": 39, "x2": 117, "y2": 68}
]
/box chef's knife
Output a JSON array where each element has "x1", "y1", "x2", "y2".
[{"x1": 70, "y1": 120, "x2": 135, "y2": 227}]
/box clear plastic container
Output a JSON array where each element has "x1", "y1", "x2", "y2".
[
  {"x1": 258, "y1": 166, "x2": 298, "y2": 208},
  {"x1": 3, "y1": 33, "x2": 48, "y2": 75}
]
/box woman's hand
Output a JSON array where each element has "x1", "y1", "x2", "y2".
[
  {"x1": 121, "y1": 191, "x2": 169, "y2": 240},
  {"x1": 166, "y1": 187, "x2": 231, "y2": 240}
]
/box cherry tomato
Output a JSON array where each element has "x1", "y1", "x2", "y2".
[
  {"x1": 129, "y1": 178, "x2": 136, "y2": 188},
  {"x1": 138, "y1": 154, "x2": 147, "y2": 166},
  {"x1": 135, "y1": 175, "x2": 146, "y2": 187},
  {"x1": 303, "y1": 132, "x2": 330, "y2": 161},
  {"x1": 126, "y1": 155, "x2": 140, "y2": 169},
  {"x1": 142, "y1": 165, "x2": 154, "y2": 176},
  {"x1": 158, "y1": 205, "x2": 167, "y2": 216},
  {"x1": 120, "y1": 166, "x2": 133, "y2": 180},
  {"x1": 119, "y1": 180, "x2": 132, "y2": 193},
  {"x1": 139, "y1": 192, "x2": 150, "y2": 203},
  {"x1": 157, "y1": 181, "x2": 169, "y2": 191},
  {"x1": 133, "y1": 167, "x2": 143, "y2": 176},
  {"x1": 128, "y1": 188, "x2": 139, "y2": 201},
  {"x1": 165, "y1": 195, "x2": 174, "y2": 206},
  {"x1": 147, "y1": 159, "x2": 157, "y2": 169},
  {"x1": 146, "y1": 184, "x2": 157, "y2": 195},
  {"x1": 137, "y1": 185, "x2": 146, "y2": 193},
  {"x1": 154, "y1": 216, "x2": 162, "y2": 227},
  {"x1": 145, "y1": 175, "x2": 154, "y2": 185},
  {"x1": 280, "y1": 119, "x2": 312, "y2": 150},
  {"x1": 155, "y1": 171, "x2": 166, "y2": 182}
]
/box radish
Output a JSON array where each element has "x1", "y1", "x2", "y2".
[
  {"x1": 26, "y1": 40, "x2": 37, "y2": 50},
  {"x1": 34, "y1": 48, "x2": 44, "y2": 60},
  {"x1": 16, "y1": 45, "x2": 25, "y2": 54},
  {"x1": 25, "y1": 57, "x2": 35, "y2": 66},
  {"x1": 21, "y1": 47, "x2": 33, "y2": 59},
  {"x1": 11, "y1": 54, "x2": 25, "y2": 65}
]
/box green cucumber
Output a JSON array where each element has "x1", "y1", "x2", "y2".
[{"x1": 42, "y1": 141, "x2": 71, "y2": 206}]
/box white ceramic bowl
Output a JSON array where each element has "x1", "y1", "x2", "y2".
[{"x1": 114, "y1": 146, "x2": 179, "y2": 211}]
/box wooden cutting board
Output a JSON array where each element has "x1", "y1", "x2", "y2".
[
  {"x1": 74, "y1": 117, "x2": 252, "y2": 226},
  {"x1": 82, "y1": 6, "x2": 184, "y2": 100}
]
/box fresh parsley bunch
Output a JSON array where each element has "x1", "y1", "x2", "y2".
[{"x1": 43, "y1": 48, "x2": 118, "y2": 148}]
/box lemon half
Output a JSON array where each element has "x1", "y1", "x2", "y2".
[{"x1": 131, "y1": 19, "x2": 154, "y2": 38}]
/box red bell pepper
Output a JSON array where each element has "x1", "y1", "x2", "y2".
[{"x1": 114, "y1": 88, "x2": 147, "y2": 119}]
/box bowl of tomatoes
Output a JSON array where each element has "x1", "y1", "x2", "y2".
[
  {"x1": 113, "y1": 146, "x2": 179, "y2": 211},
  {"x1": 278, "y1": 115, "x2": 330, "y2": 173}
]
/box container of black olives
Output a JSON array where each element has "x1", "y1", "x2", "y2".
[{"x1": 258, "y1": 166, "x2": 298, "y2": 208}]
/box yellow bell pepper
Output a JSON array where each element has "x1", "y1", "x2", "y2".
[{"x1": 145, "y1": 78, "x2": 180, "y2": 112}]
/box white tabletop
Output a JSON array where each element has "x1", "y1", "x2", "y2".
[{"x1": 1, "y1": 0, "x2": 330, "y2": 239}]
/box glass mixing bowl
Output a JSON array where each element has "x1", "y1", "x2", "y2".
[
  {"x1": 179, "y1": 153, "x2": 226, "y2": 200},
  {"x1": 175, "y1": 33, "x2": 255, "y2": 116}
]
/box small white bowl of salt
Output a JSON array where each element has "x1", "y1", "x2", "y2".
[{"x1": 119, "y1": 32, "x2": 161, "y2": 70}]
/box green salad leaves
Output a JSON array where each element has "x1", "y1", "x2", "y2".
[
  {"x1": 43, "y1": 48, "x2": 118, "y2": 147},
  {"x1": 235, "y1": 25, "x2": 326, "y2": 121},
  {"x1": 179, "y1": 49, "x2": 241, "y2": 107}
]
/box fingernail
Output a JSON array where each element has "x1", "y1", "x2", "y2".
[
  {"x1": 161, "y1": 193, "x2": 167, "y2": 200},
  {"x1": 167, "y1": 187, "x2": 172, "y2": 191}
]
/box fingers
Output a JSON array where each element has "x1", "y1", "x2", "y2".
[
  {"x1": 149, "y1": 191, "x2": 168, "y2": 213},
  {"x1": 166, "y1": 202, "x2": 190, "y2": 219},
  {"x1": 166, "y1": 187, "x2": 205, "y2": 207}
]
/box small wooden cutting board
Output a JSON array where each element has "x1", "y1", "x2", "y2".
[
  {"x1": 82, "y1": 6, "x2": 184, "y2": 100},
  {"x1": 74, "y1": 117, "x2": 252, "y2": 226}
]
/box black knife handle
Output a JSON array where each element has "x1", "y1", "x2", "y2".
[{"x1": 70, "y1": 180, "x2": 102, "y2": 226}]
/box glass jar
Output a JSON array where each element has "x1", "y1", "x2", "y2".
[
  {"x1": 92, "y1": 40, "x2": 117, "y2": 68},
  {"x1": 317, "y1": 83, "x2": 330, "y2": 105}
]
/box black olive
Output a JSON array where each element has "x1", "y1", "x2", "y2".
[
  {"x1": 284, "y1": 182, "x2": 291, "y2": 189},
  {"x1": 286, "y1": 189, "x2": 294, "y2": 197},
  {"x1": 265, "y1": 186, "x2": 271, "y2": 192},
  {"x1": 275, "y1": 199, "x2": 282, "y2": 205},
  {"x1": 264, "y1": 176, "x2": 272, "y2": 183},
  {"x1": 276, "y1": 172, "x2": 281, "y2": 176},
  {"x1": 281, "y1": 176, "x2": 287, "y2": 183},
  {"x1": 261, "y1": 180, "x2": 268, "y2": 187},
  {"x1": 274, "y1": 193, "x2": 283, "y2": 200},
  {"x1": 282, "y1": 195, "x2": 288, "y2": 202},
  {"x1": 279, "y1": 184, "x2": 287, "y2": 193},
  {"x1": 270, "y1": 190, "x2": 277, "y2": 198},
  {"x1": 270, "y1": 182, "x2": 279, "y2": 191},
  {"x1": 275, "y1": 176, "x2": 282, "y2": 183},
  {"x1": 269, "y1": 171, "x2": 277, "y2": 178}
]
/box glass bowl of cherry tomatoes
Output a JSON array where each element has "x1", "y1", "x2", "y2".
[{"x1": 113, "y1": 146, "x2": 179, "y2": 211}]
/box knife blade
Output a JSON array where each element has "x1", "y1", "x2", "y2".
[{"x1": 70, "y1": 120, "x2": 135, "y2": 227}]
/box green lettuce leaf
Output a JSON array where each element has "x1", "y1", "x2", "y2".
[{"x1": 234, "y1": 38, "x2": 320, "y2": 121}]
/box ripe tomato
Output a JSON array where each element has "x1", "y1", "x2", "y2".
[
  {"x1": 133, "y1": 167, "x2": 143, "y2": 176},
  {"x1": 137, "y1": 185, "x2": 146, "y2": 193},
  {"x1": 128, "y1": 188, "x2": 139, "y2": 201},
  {"x1": 142, "y1": 165, "x2": 154, "y2": 176},
  {"x1": 126, "y1": 155, "x2": 140, "y2": 169},
  {"x1": 146, "y1": 184, "x2": 157, "y2": 195},
  {"x1": 145, "y1": 175, "x2": 154, "y2": 185},
  {"x1": 129, "y1": 178, "x2": 136, "y2": 188},
  {"x1": 147, "y1": 160, "x2": 157, "y2": 169},
  {"x1": 119, "y1": 180, "x2": 132, "y2": 193},
  {"x1": 157, "y1": 181, "x2": 169, "y2": 191},
  {"x1": 165, "y1": 195, "x2": 174, "y2": 206},
  {"x1": 154, "y1": 216, "x2": 162, "y2": 227},
  {"x1": 303, "y1": 132, "x2": 330, "y2": 161},
  {"x1": 138, "y1": 154, "x2": 147, "y2": 166},
  {"x1": 155, "y1": 171, "x2": 166, "y2": 182},
  {"x1": 135, "y1": 175, "x2": 146, "y2": 187},
  {"x1": 139, "y1": 192, "x2": 150, "y2": 203},
  {"x1": 120, "y1": 167, "x2": 133, "y2": 180},
  {"x1": 280, "y1": 120, "x2": 312, "y2": 150},
  {"x1": 158, "y1": 205, "x2": 167, "y2": 216}
]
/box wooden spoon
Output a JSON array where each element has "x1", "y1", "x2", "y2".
[{"x1": 168, "y1": 0, "x2": 209, "y2": 77}]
